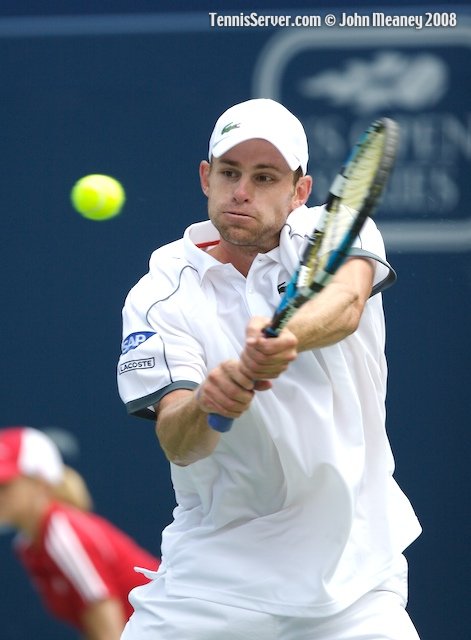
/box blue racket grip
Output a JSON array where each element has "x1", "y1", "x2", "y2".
[{"x1": 208, "y1": 414, "x2": 234, "y2": 432}]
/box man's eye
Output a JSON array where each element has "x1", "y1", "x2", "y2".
[{"x1": 256, "y1": 174, "x2": 274, "y2": 183}]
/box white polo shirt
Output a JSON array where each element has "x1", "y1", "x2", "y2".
[{"x1": 117, "y1": 205, "x2": 421, "y2": 617}]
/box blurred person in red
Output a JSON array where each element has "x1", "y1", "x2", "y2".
[{"x1": 0, "y1": 426, "x2": 159, "y2": 640}]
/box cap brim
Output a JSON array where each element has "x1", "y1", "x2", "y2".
[{"x1": 211, "y1": 131, "x2": 301, "y2": 172}]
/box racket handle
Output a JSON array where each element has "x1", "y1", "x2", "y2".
[
  {"x1": 263, "y1": 325, "x2": 278, "y2": 338},
  {"x1": 208, "y1": 325, "x2": 279, "y2": 432},
  {"x1": 208, "y1": 413, "x2": 234, "y2": 432}
]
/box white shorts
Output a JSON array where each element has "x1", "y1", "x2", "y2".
[{"x1": 121, "y1": 556, "x2": 420, "y2": 640}]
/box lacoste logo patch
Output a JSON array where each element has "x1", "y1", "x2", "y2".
[
  {"x1": 119, "y1": 358, "x2": 155, "y2": 374},
  {"x1": 221, "y1": 122, "x2": 240, "y2": 135},
  {"x1": 277, "y1": 282, "x2": 287, "y2": 294}
]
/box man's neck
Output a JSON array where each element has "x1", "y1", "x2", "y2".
[{"x1": 207, "y1": 242, "x2": 260, "y2": 277}]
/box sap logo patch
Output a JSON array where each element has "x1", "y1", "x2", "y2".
[{"x1": 121, "y1": 331, "x2": 156, "y2": 355}]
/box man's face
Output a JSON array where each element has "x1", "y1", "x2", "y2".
[{"x1": 200, "y1": 139, "x2": 310, "y2": 254}]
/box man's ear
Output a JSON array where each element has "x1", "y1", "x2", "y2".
[
  {"x1": 292, "y1": 174, "x2": 313, "y2": 209},
  {"x1": 199, "y1": 160, "x2": 211, "y2": 197}
]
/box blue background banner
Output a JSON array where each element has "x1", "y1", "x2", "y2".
[{"x1": 1, "y1": 3, "x2": 469, "y2": 638}]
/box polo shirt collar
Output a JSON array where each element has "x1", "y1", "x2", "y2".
[
  {"x1": 183, "y1": 220, "x2": 227, "y2": 281},
  {"x1": 183, "y1": 208, "x2": 306, "y2": 280}
]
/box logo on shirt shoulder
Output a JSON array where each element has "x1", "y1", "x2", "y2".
[
  {"x1": 119, "y1": 357, "x2": 155, "y2": 374},
  {"x1": 277, "y1": 282, "x2": 287, "y2": 294},
  {"x1": 121, "y1": 331, "x2": 156, "y2": 355}
]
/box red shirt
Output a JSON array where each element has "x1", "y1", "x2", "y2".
[{"x1": 15, "y1": 502, "x2": 159, "y2": 630}]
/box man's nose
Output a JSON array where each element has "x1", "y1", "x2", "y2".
[{"x1": 232, "y1": 177, "x2": 252, "y2": 203}]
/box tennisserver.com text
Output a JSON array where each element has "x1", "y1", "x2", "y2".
[
  {"x1": 208, "y1": 12, "x2": 457, "y2": 29},
  {"x1": 209, "y1": 12, "x2": 322, "y2": 28}
]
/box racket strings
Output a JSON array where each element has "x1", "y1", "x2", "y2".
[
  {"x1": 322, "y1": 203, "x2": 356, "y2": 254},
  {"x1": 298, "y1": 202, "x2": 354, "y2": 289},
  {"x1": 342, "y1": 133, "x2": 386, "y2": 211}
]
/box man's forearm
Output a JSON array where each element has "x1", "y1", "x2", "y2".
[
  {"x1": 286, "y1": 258, "x2": 374, "y2": 352},
  {"x1": 155, "y1": 389, "x2": 220, "y2": 466}
]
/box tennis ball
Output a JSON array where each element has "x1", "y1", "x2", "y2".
[{"x1": 71, "y1": 174, "x2": 125, "y2": 221}]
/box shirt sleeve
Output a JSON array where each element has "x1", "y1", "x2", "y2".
[
  {"x1": 117, "y1": 265, "x2": 206, "y2": 420},
  {"x1": 350, "y1": 216, "x2": 397, "y2": 295}
]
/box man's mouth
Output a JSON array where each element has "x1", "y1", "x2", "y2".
[{"x1": 224, "y1": 210, "x2": 252, "y2": 218}]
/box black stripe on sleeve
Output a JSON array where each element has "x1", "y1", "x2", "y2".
[
  {"x1": 348, "y1": 248, "x2": 397, "y2": 296},
  {"x1": 126, "y1": 380, "x2": 199, "y2": 420}
]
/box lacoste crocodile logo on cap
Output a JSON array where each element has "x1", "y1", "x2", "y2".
[{"x1": 221, "y1": 122, "x2": 240, "y2": 135}]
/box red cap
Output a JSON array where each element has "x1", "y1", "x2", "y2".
[{"x1": 0, "y1": 427, "x2": 64, "y2": 485}]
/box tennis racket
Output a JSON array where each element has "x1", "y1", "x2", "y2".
[{"x1": 208, "y1": 117, "x2": 399, "y2": 432}]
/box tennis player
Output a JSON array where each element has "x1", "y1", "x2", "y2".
[
  {"x1": 117, "y1": 98, "x2": 422, "y2": 639},
  {"x1": 0, "y1": 426, "x2": 159, "y2": 640}
]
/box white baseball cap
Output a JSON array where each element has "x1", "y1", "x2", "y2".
[
  {"x1": 208, "y1": 98, "x2": 309, "y2": 174},
  {"x1": 0, "y1": 427, "x2": 64, "y2": 486}
]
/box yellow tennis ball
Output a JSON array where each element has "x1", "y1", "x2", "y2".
[{"x1": 71, "y1": 174, "x2": 125, "y2": 221}]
